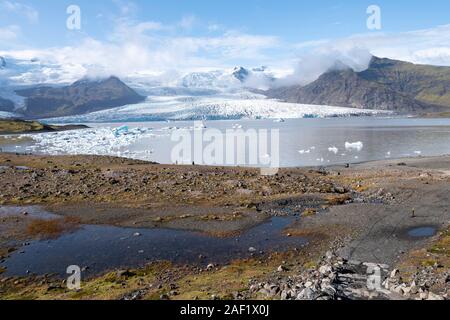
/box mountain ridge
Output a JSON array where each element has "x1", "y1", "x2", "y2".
[
  {"x1": 266, "y1": 56, "x2": 450, "y2": 113},
  {"x1": 13, "y1": 76, "x2": 146, "y2": 119}
]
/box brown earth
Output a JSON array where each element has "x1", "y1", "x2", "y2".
[{"x1": 0, "y1": 153, "x2": 448, "y2": 300}]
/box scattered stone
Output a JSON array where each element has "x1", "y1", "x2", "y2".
[{"x1": 277, "y1": 265, "x2": 288, "y2": 272}]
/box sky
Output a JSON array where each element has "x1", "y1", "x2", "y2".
[{"x1": 1, "y1": 0, "x2": 450, "y2": 81}]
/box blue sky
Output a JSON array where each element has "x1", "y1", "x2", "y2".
[
  {"x1": 3, "y1": 0, "x2": 450, "y2": 46},
  {"x1": 1, "y1": 0, "x2": 450, "y2": 79}
]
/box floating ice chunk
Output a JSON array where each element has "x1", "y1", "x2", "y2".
[
  {"x1": 113, "y1": 125, "x2": 129, "y2": 137},
  {"x1": 328, "y1": 146, "x2": 339, "y2": 154},
  {"x1": 414, "y1": 151, "x2": 422, "y2": 155},
  {"x1": 232, "y1": 124, "x2": 243, "y2": 129},
  {"x1": 345, "y1": 141, "x2": 364, "y2": 152},
  {"x1": 298, "y1": 149, "x2": 311, "y2": 154},
  {"x1": 316, "y1": 158, "x2": 324, "y2": 162},
  {"x1": 273, "y1": 118, "x2": 285, "y2": 123}
]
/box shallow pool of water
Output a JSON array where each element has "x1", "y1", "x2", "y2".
[
  {"x1": 1, "y1": 211, "x2": 305, "y2": 277},
  {"x1": 407, "y1": 226, "x2": 437, "y2": 238}
]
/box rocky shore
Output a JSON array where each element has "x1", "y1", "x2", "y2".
[{"x1": 249, "y1": 250, "x2": 448, "y2": 300}]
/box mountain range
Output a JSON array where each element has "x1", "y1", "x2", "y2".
[
  {"x1": 266, "y1": 56, "x2": 450, "y2": 113},
  {"x1": 1, "y1": 55, "x2": 450, "y2": 119},
  {"x1": 1, "y1": 76, "x2": 145, "y2": 119}
]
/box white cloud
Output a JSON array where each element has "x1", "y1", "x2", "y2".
[
  {"x1": 0, "y1": 0, "x2": 39, "y2": 23},
  {"x1": 0, "y1": 25, "x2": 20, "y2": 41},
  {"x1": 278, "y1": 24, "x2": 450, "y2": 86},
  {"x1": 294, "y1": 24, "x2": 450, "y2": 66},
  {"x1": 3, "y1": 11, "x2": 450, "y2": 88},
  {"x1": 112, "y1": 0, "x2": 138, "y2": 16}
]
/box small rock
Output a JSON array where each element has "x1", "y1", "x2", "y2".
[
  {"x1": 280, "y1": 290, "x2": 290, "y2": 300},
  {"x1": 248, "y1": 247, "x2": 257, "y2": 253},
  {"x1": 277, "y1": 265, "x2": 288, "y2": 272},
  {"x1": 319, "y1": 265, "x2": 332, "y2": 275},
  {"x1": 297, "y1": 288, "x2": 315, "y2": 300},
  {"x1": 427, "y1": 292, "x2": 444, "y2": 301},
  {"x1": 419, "y1": 291, "x2": 428, "y2": 300},
  {"x1": 390, "y1": 269, "x2": 399, "y2": 278}
]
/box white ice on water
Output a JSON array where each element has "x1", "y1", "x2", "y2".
[
  {"x1": 345, "y1": 141, "x2": 364, "y2": 152},
  {"x1": 20, "y1": 127, "x2": 156, "y2": 159},
  {"x1": 328, "y1": 146, "x2": 339, "y2": 154}
]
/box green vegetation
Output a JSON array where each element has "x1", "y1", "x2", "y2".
[{"x1": 0, "y1": 119, "x2": 87, "y2": 135}]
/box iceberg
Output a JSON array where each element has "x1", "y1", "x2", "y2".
[
  {"x1": 345, "y1": 141, "x2": 364, "y2": 152},
  {"x1": 328, "y1": 146, "x2": 339, "y2": 154}
]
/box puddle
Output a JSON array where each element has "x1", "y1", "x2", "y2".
[
  {"x1": 407, "y1": 226, "x2": 437, "y2": 238},
  {"x1": 0, "y1": 206, "x2": 61, "y2": 220},
  {"x1": 0, "y1": 207, "x2": 306, "y2": 277}
]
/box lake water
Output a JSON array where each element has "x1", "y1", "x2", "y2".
[
  {"x1": 1, "y1": 207, "x2": 305, "y2": 277},
  {"x1": 3, "y1": 117, "x2": 450, "y2": 168}
]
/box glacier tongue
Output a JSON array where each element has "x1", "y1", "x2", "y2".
[{"x1": 46, "y1": 96, "x2": 391, "y2": 123}]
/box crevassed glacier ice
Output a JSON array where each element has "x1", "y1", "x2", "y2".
[{"x1": 46, "y1": 96, "x2": 391, "y2": 123}]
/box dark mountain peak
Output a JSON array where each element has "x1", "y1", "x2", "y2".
[
  {"x1": 327, "y1": 60, "x2": 353, "y2": 73},
  {"x1": 253, "y1": 66, "x2": 268, "y2": 72},
  {"x1": 73, "y1": 75, "x2": 122, "y2": 86},
  {"x1": 368, "y1": 56, "x2": 412, "y2": 69},
  {"x1": 266, "y1": 56, "x2": 450, "y2": 113},
  {"x1": 232, "y1": 66, "x2": 250, "y2": 82},
  {"x1": 0, "y1": 56, "x2": 6, "y2": 69},
  {"x1": 16, "y1": 76, "x2": 146, "y2": 119}
]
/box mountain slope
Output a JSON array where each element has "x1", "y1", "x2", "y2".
[
  {"x1": 0, "y1": 97, "x2": 15, "y2": 112},
  {"x1": 360, "y1": 57, "x2": 450, "y2": 107},
  {"x1": 15, "y1": 76, "x2": 146, "y2": 119},
  {"x1": 267, "y1": 57, "x2": 450, "y2": 113}
]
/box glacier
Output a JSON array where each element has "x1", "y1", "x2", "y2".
[
  {"x1": 45, "y1": 96, "x2": 391, "y2": 123},
  {"x1": 0, "y1": 55, "x2": 392, "y2": 122}
]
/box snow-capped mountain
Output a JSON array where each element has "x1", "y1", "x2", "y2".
[
  {"x1": 178, "y1": 66, "x2": 274, "y2": 90},
  {"x1": 0, "y1": 55, "x2": 392, "y2": 122}
]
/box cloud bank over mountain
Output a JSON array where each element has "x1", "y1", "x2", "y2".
[{"x1": 2, "y1": 0, "x2": 450, "y2": 88}]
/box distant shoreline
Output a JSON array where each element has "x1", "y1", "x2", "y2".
[{"x1": 0, "y1": 119, "x2": 88, "y2": 135}]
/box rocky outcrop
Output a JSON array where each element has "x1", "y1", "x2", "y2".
[
  {"x1": 0, "y1": 119, "x2": 88, "y2": 134},
  {"x1": 15, "y1": 76, "x2": 146, "y2": 119},
  {"x1": 266, "y1": 56, "x2": 450, "y2": 113},
  {"x1": 0, "y1": 56, "x2": 6, "y2": 69},
  {"x1": 248, "y1": 252, "x2": 448, "y2": 300},
  {"x1": 232, "y1": 67, "x2": 250, "y2": 82}
]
